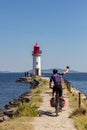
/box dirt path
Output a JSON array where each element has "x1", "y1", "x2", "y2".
[{"x1": 31, "y1": 88, "x2": 77, "y2": 130}]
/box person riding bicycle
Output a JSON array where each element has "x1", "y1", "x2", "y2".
[{"x1": 49, "y1": 66, "x2": 69, "y2": 98}]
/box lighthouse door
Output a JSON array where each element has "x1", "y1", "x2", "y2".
[{"x1": 35, "y1": 68, "x2": 39, "y2": 75}]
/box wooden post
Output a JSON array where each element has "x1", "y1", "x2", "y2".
[{"x1": 78, "y1": 92, "x2": 81, "y2": 109}]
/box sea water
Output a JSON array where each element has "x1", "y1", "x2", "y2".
[
  {"x1": 0, "y1": 72, "x2": 87, "y2": 108},
  {"x1": 0, "y1": 73, "x2": 30, "y2": 107}
]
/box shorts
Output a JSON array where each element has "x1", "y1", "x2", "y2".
[{"x1": 53, "y1": 85, "x2": 62, "y2": 97}]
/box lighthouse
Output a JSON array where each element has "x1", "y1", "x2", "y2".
[{"x1": 32, "y1": 43, "x2": 42, "y2": 76}]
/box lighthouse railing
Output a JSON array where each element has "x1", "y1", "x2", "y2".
[{"x1": 32, "y1": 50, "x2": 42, "y2": 55}]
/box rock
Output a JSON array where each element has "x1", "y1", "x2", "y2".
[
  {"x1": 23, "y1": 96, "x2": 31, "y2": 102},
  {"x1": 0, "y1": 107, "x2": 4, "y2": 111},
  {"x1": 16, "y1": 77, "x2": 28, "y2": 82},
  {"x1": 3, "y1": 115, "x2": 11, "y2": 121},
  {"x1": 0, "y1": 112, "x2": 4, "y2": 117},
  {"x1": 4, "y1": 107, "x2": 17, "y2": 118},
  {"x1": 0, "y1": 117, "x2": 4, "y2": 122},
  {"x1": 30, "y1": 79, "x2": 40, "y2": 89},
  {"x1": 5, "y1": 99, "x2": 21, "y2": 109}
]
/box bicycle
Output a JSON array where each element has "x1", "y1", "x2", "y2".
[
  {"x1": 55, "y1": 91, "x2": 62, "y2": 116},
  {"x1": 50, "y1": 91, "x2": 65, "y2": 116}
]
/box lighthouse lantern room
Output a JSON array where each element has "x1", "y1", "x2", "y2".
[{"x1": 32, "y1": 43, "x2": 42, "y2": 76}]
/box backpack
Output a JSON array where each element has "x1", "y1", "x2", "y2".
[
  {"x1": 60, "y1": 97, "x2": 66, "y2": 107},
  {"x1": 53, "y1": 74, "x2": 61, "y2": 86},
  {"x1": 50, "y1": 97, "x2": 66, "y2": 107},
  {"x1": 50, "y1": 97, "x2": 56, "y2": 107}
]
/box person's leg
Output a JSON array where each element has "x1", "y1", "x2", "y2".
[
  {"x1": 58, "y1": 85, "x2": 62, "y2": 97},
  {"x1": 53, "y1": 86, "x2": 56, "y2": 97},
  {"x1": 58, "y1": 85, "x2": 63, "y2": 110}
]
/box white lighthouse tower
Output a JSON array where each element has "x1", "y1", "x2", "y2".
[{"x1": 32, "y1": 43, "x2": 42, "y2": 76}]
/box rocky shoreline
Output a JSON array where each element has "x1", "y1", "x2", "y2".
[{"x1": 0, "y1": 76, "x2": 40, "y2": 122}]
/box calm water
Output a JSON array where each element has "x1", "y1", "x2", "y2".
[
  {"x1": 0, "y1": 73, "x2": 30, "y2": 107},
  {"x1": 0, "y1": 72, "x2": 87, "y2": 108},
  {"x1": 44, "y1": 73, "x2": 87, "y2": 96},
  {"x1": 63, "y1": 73, "x2": 87, "y2": 95}
]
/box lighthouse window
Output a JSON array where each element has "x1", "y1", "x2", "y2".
[{"x1": 36, "y1": 62, "x2": 38, "y2": 65}]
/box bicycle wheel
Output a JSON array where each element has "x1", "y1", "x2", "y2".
[{"x1": 55, "y1": 93, "x2": 60, "y2": 116}]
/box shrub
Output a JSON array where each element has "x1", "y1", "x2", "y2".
[{"x1": 16, "y1": 103, "x2": 39, "y2": 117}]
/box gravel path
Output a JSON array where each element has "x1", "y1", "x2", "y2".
[{"x1": 32, "y1": 88, "x2": 77, "y2": 130}]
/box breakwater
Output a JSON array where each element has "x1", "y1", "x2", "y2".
[
  {"x1": 0, "y1": 72, "x2": 87, "y2": 123},
  {"x1": 0, "y1": 76, "x2": 40, "y2": 122},
  {"x1": 0, "y1": 76, "x2": 87, "y2": 123}
]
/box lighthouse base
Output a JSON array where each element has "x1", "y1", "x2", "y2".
[{"x1": 34, "y1": 68, "x2": 41, "y2": 76}]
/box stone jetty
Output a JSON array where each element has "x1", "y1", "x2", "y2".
[{"x1": 0, "y1": 76, "x2": 40, "y2": 122}]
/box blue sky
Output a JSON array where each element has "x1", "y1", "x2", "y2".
[{"x1": 0, "y1": 0, "x2": 87, "y2": 72}]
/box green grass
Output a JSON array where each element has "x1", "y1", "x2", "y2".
[
  {"x1": 15, "y1": 78, "x2": 49, "y2": 117},
  {"x1": 16, "y1": 103, "x2": 39, "y2": 117},
  {"x1": 0, "y1": 117, "x2": 33, "y2": 130},
  {"x1": 63, "y1": 79, "x2": 87, "y2": 130},
  {"x1": 68, "y1": 92, "x2": 78, "y2": 110},
  {"x1": 67, "y1": 88, "x2": 87, "y2": 130},
  {"x1": 74, "y1": 114, "x2": 87, "y2": 130},
  {"x1": 30, "y1": 94, "x2": 43, "y2": 106}
]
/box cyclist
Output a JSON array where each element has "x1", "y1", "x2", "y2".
[{"x1": 49, "y1": 66, "x2": 69, "y2": 98}]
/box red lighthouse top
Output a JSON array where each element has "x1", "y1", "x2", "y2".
[{"x1": 32, "y1": 43, "x2": 42, "y2": 55}]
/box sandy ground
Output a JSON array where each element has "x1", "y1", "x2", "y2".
[{"x1": 31, "y1": 88, "x2": 77, "y2": 130}]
